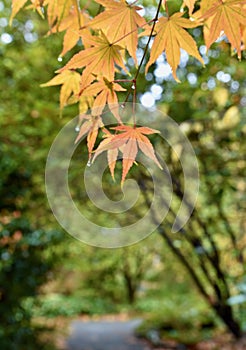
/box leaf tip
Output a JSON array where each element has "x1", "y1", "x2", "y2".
[{"x1": 175, "y1": 77, "x2": 181, "y2": 83}]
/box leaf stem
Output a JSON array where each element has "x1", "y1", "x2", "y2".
[
  {"x1": 113, "y1": 79, "x2": 134, "y2": 83},
  {"x1": 131, "y1": 1, "x2": 139, "y2": 6},
  {"x1": 164, "y1": 0, "x2": 169, "y2": 17},
  {"x1": 81, "y1": 0, "x2": 90, "y2": 11},
  {"x1": 132, "y1": 79, "x2": 137, "y2": 125}
]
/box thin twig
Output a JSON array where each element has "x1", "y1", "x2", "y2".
[
  {"x1": 134, "y1": 0, "x2": 162, "y2": 81},
  {"x1": 122, "y1": 0, "x2": 163, "y2": 106},
  {"x1": 132, "y1": 79, "x2": 137, "y2": 125}
]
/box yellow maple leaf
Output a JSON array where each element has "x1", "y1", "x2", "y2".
[
  {"x1": 192, "y1": 0, "x2": 215, "y2": 50},
  {"x1": 10, "y1": 0, "x2": 28, "y2": 24},
  {"x1": 89, "y1": 0, "x2": 146, "y2": 64},
  {"x1": 10, "y1": 0, "x2": 76, "y2": 26},
  {"x1": 182, "y1": 0, "x2": 197, "y2": 15},
  {"x1": 49, "y1": 8, "x2": 90, "y2": 56},
  {"x1": 78, "y1": 95, "x2": 94, "y2": 115},
  {"x1": 59, "y1": 32, "x2": 127, "y2": 81},
  {"x1": 43, "y1": 0, "x2": 73, "y2": 27},
  {"x1": 67, "y1": 93, "x2": 94, "y2": 115},
  {"x1": 41, "y1": 70, "x2": 81, "y2": 109},
  {"x1": 82, "y1": 78, "x2": 126, "y2": 122},
  {"x1": 145, "y1": 12, "x2": 203, "y2": 81},
  {"x1": 10, "y1": 0, "x2": 44, "y2": 24},
  {"x1": 201, "y1": 0, "x2": 246, "y2": 58}
]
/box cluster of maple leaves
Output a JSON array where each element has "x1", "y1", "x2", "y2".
[{"x1": 11, "y1": 0, "x2": 246, "y2": 183}]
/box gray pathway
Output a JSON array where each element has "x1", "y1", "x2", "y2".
[{"x1": 66, "y1": 319, "x2": 152, "y2": 350}]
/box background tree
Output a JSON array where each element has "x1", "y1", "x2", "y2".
[
  {"x1": 4, "y1": 0, "x2": 246, "y2": 345},
  {"x1": 0, "y1": 2, "x2": 63, "y2": 348},
  {"x1": 132, "y1": 40, "x2": 246, "y2": 337}
]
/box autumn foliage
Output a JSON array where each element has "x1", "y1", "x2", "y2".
[{"x1": 10, "y1": 0, "x2": 246, "y2": 183}]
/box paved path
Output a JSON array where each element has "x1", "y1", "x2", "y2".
[{"x1": 66, "y1": 319, "x2": 152, "y2": 350}]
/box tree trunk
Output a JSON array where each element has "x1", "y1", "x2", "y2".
[
  {"x1": 212, "y1": 303, "x2": 242, "y2": 339},
  {"x1": 124, "y1": 273, "x2": 136, "y2": 304}
]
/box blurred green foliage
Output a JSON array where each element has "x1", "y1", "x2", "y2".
[
  {"x1": 0, "y1": 217, "x2": 61, "y2": 349},
  {"x1": 0, "y1": 0, "x2": 245, "y2": 347},
  {"x1": 0, "y1": 1, "x2": 64, "y2": 348}
]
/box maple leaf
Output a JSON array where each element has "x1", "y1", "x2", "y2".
[
  {"x1": 93, "y1": 125, "x2": 162, "y2": 184},
  {"x1": 192, "y1": 0, "x2": 215, "y2": 50},
  {"x1": 89, "y1": 0, "x2": 146, "y2": 64},
  {"x1": 145, "y1": 12, "x2": 203, "y2": 81},
  {"x1": 59, "y1": 32, "x2": 127, "y2": 82},
  {"x1": 68, "y1": 93, "x2": 94, "y2": 115},
  {"x1": 43, "y1": 0, "x2": 73, "y2": 27},
  {"x1": 49, "y1": 8, "x2": 90, "y2": 57},
  {"x1": 182, "y1": 0, "x2": 197, "y2": 15},
  {"x1": 241, "y1": 23, "x2": 246, "y2": 50},
  {"x1": 82, "y1": 77, "x2": 126, "y2": 122},
  {"x1": 41, "y1": 70, "x2": 81, "y2": 109},
  {"x1": 201, "y1": 0, "x2": 246, "y2": 58},
  {"x1": 75, "y1": 114, "x2": 104, "y2": 160},
  {"x1": 10, "y1": 0, "x2": 43, "y2": 24},
  {"x1": 10, "y1": 0, "x2": 29, "y2": 23},
  {"x1": 78, "y1": 95, "x2": 94, "y2": 114},
  {"x1": 92, "y1": 129, "x2": 119, "y2": 180}
]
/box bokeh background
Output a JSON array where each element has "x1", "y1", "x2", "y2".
[{"x1": 0, "y1": 0, "x2": 245, "y2": 349}]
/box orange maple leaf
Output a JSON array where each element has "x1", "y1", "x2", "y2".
[
  {"x1": 93, "y1": 125, "x2": 162, "y2": 184},
  {"x1": 89, "y1": 0, "x2": 146, "y2": 64},
  {"x1": 241, "y1": 23, "x2": 246, "y2": 50},
  {"x1": 59, "y1": 32, "x2": 127, "y2": 82},
  {"x1": 82, "y1": 77, "x2": 126, "y2": 123},
  {"x1": 201, "y1": 0, "x2": 246, "y2": 58},
  {"x1": 75, "y1": 114, "x2": 104, "y2": 160},
  {"x1": 145, "y1": 12, "x2": 203, "y2": 81},
  {"x1": 41, "y1": 70, "x2": 81, "y2": 109}
]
